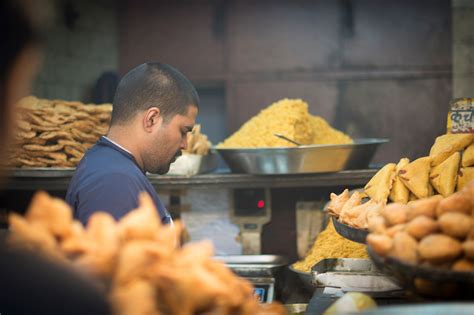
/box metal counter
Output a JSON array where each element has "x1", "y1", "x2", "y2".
[{"x1": 6, "y1": 168, "x2": 377, "y2": 190}]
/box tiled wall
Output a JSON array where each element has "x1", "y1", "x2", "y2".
[{"x1": 33, "y1": 0, "x2": 118, "y2": 102}]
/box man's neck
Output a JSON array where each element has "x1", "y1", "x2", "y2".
[{"x1": 106, "y1": 127, "x2": 145, "y2": 170}]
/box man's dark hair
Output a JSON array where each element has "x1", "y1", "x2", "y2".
[{"x1": 111, "y1": 62, "x2": 199, "y2": 125}]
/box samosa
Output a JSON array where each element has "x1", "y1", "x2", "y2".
[
  {"x1": 364, "y1": 163, "x2": 396, "y2": 203},
  {"x1": 399, "y1": 156, "x2": 432, "y2": 199},
  {"x1": 430, "y1": 152, "x2": 460, "y2": 197},
  {"x1": 389, "y1": 158, "x2": 410, "y2": 204}
]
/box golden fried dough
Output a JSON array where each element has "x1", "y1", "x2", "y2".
[
  {"x1": 418, "y1": 234, "x2": 462, "y2": 263},
  {"x1": 406, "y1": 195, "x2": 443, "y2": 220},
  {"x1": 389, "y1": 232, "x2": 418, "y2": 264},
  {"x1": 462, "y1": 143, "x2": 474, "y2": 167},
  {"x1": 452, "y1": 258, "x2": 474, "y2": 272},
  {"x1": 386, "y1": 224, "x2": 407, "y2": 238},
  {"x1": 457, "y1": 167, "x2": 474, "y2": 192},
  {"x1": 110, "y1": 280, "x2": 158, "y2": 315},
  {"x1": 23, "y1": 143, "x2": 64, "y2": 152},
  {"x1": 327, "y1": 189, "x2": 350, "y2": 216},
  {"x1": 389, "y1": 158, "x2": 410, "y2": 204},
  {"x1": 399, "y1": 156, "x2": 432, "y2": 199},
  {"x1": 364, "y1": 163, "x2": 396, "y2": 203},
  {"x1": 430, "y1": 151, "x2": 460, "y2": 197},
  {"x1": 429, "y1": 133, "x2": 474, "y2": 166},
  {"x1": 339, "y1": 191, "x2": 362, "y2": 217},
  {"x1": 405, "y1": 216, "x2": 439, "y2": 240},
  {"x1": 25, "y1": 191, "x2": 73, "y2": 238},
  {"x1": 436, "y1": 192, "x2": 472, "y2": 217},
  {"x1": 367, "y1": 234, "x2": 393, "y2": 256},
  {"x1": 381, "y1": 203, "x2": 409, "y2": 226},
  {"x1": 462, "y1": 240, "x2": 474, "y2": 259},
  {"x1": 438, "y1": 212, "x2": 472, "y2": 239}
]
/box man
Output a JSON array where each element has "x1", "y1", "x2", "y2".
[{"x1": 66, "y1": 62, "x2": 199, "y2": 225}]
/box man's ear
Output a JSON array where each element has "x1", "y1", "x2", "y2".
[{"x1": 143, "y1": 107, "x2": 163, "y2": 132}]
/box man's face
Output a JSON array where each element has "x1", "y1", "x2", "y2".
[{"x1": 143, "y1": 105, "x2": 198, "y2": 174}]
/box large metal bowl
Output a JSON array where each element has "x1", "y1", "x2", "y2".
[{"x1": 215, "y1": 138, "x2": 388, "y2": 174}]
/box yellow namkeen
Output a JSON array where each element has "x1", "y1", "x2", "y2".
[{"x1": 218, "y1": 98, "x2": 352, "y2": 148}]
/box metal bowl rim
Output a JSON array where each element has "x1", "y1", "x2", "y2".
[{"x1": 214, "y1": 138, "x2": 389, "y2": 152}]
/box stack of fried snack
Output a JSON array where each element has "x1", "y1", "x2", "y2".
[
  {"x1": 217, "y1": 98, "x2": 352, "y2": 148},
  {"x1": 366, "y1": 181, "x2": 474, "y2": 273},
  {"x1": 9, "y1": 96, "x2": 112, "y2": 168},
  {"x1": 182, "y1": 124, "x2": 212, "y2": 155},
  {"x1": 327, "y1": 133, "x2": 474, "y2": 230},
  {"x1": 7, "y1": 191, "x2": 285, "y2": 315}
]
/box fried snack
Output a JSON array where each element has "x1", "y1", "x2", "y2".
[
  {"x1": 217, "y1": 98, "x2": 351, "y2": 148},
  {"x1": 418, "y1": 234, "x2": 462, "y2": 263},
  {"x1": 399, "y1": 156, "x2": 432, "y2": 199},
  {"x1": 218, "y1": 99, "x2": 313, "y2": 148},
  {"x1": 406, "y1": 195, "x2": 443, "y2": 220},
  {"x1": 430, "y1": 152, "x2": 460, "y2": 197},
  {"x1": 118, "y1": 193, "x2": 162, "y2": 242},
  {"x1": 389, "y1": 232, "x2": 418, "y2": 264},
  {"x1": 292, "y1": 221, "x2": 368, "y2": 272},
  {"x1": 8, "y1": 213, "x2": 60, "y2": 258},
  {"x1": 23, "y1": 143, "x2": 64, "y2": 152},
  {"x1": 452, "y1": 258, "x2": 474, "y2": 272},
  {"x1": 183, "y1": 124, "x2": 212, "y2": 155},
  {"x1": 340, "y1": 200, "x2": 371, "y2": 228},
  {"x1": 385, "y1": 224, "x2": 407, "y2": 238},
  {"x1": 25, "y1": 191, "x2": 72, "y2": 238},
  {"x1": 308, "y1": 115, "x2": 353, "y2": 145},
  {"x1": 462, "y1": 240, "x2": 474, "y2": 260},
  {"x1": 389, "y1": 158, "x2": 410, "y2": 204},
  {"x1": 381, "y1": 203, "x2": 409, "y2": 226},
  {"x1": 327, "y1": 189, "x2": 350, "y2": 217},
  {"x1": 366, "y1": 234, "x2": 393, "y2": 256},
  {"x1": 8, "y1": 190, "x2": 285, "y2": 315},
  {"x1": 339, "y1": 191, "x2": 362, "y2": 219},
  {"x1": 405, "y1": 216, "x2": 439, "y2": 240},
  {"x1": 438, "y1": 212, "x2": 472, "y2": 239},
  {"x1": 462, "y1": 143, "x2": 474, "y2": 167},
  {"x1": 11, "y1": 96, "x2": 111, "y2": 168},
  {"x1": 110, "y1": 279, "x2": 158, "y2": 315},
  {"x1": 457, "y1": 168, "x2": 474, "y2": 191},
  {"x1": 364, "y1": 163, "x2": 396, "y2": 203},
  {"x1": 436, "y1": 192, "x2": 472, "y2": 217},
  {"x1": 429, "y1": 133, "x2": 474, "y2": 166}
]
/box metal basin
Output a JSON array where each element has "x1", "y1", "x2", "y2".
[{"x1": 215, "y1": 138, "x2": 388, "y2": 174}]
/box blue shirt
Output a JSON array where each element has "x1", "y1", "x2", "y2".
[{"x1": 66, "y1": 136, "x2": 172, "y2": 225}]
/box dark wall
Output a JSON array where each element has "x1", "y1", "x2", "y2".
[{"x1": 119, "y1": 0, "x2": 452, "y2": 164}]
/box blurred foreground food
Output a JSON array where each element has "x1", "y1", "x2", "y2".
[
  {"x1": 217, "y1": 99, "x2": 352, "y2": 148},
  {"x1": 8, "y1": 192, "x2": 286, "y2": 315}
]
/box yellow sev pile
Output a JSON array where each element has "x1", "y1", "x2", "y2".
[
  {"x1": 292, "y1": 221, "x2": 368, "y2": 273},
  {"x1": 217, "y1": 98, "x2": 352, "y2": 148}
]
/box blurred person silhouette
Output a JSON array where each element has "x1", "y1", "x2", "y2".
[{"x1": 0, "y1": 1, "x2": 110, "y2": 314}]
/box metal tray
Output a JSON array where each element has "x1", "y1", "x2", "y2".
[
  {"x1": 367, "y1": 246, "x2": 474, "y2": 299},
  {"x1": 332, "y1": 216, "x2": 369, "y2": 244},
  {"x1": 288, "y1": 264, "x2": 314, "y2": 291},
  {"x1": 214, "y1": 255, "x2": 288, "y2": 278},
  {"x1": 311, "y1": 258, "x2": 377, "y2": 275},
  {"x1": 356, "y1": 303, "x2": 474, "y2": 315},
  {"x1": 215, "y1": 138, "x2": 388, "y2": 174},
  {"x1": 9, "y1": 167, "x2": 75, "y2": 177},
  {"x1": 311, "y1": 258, "x2": 400, "y2": 293}
]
